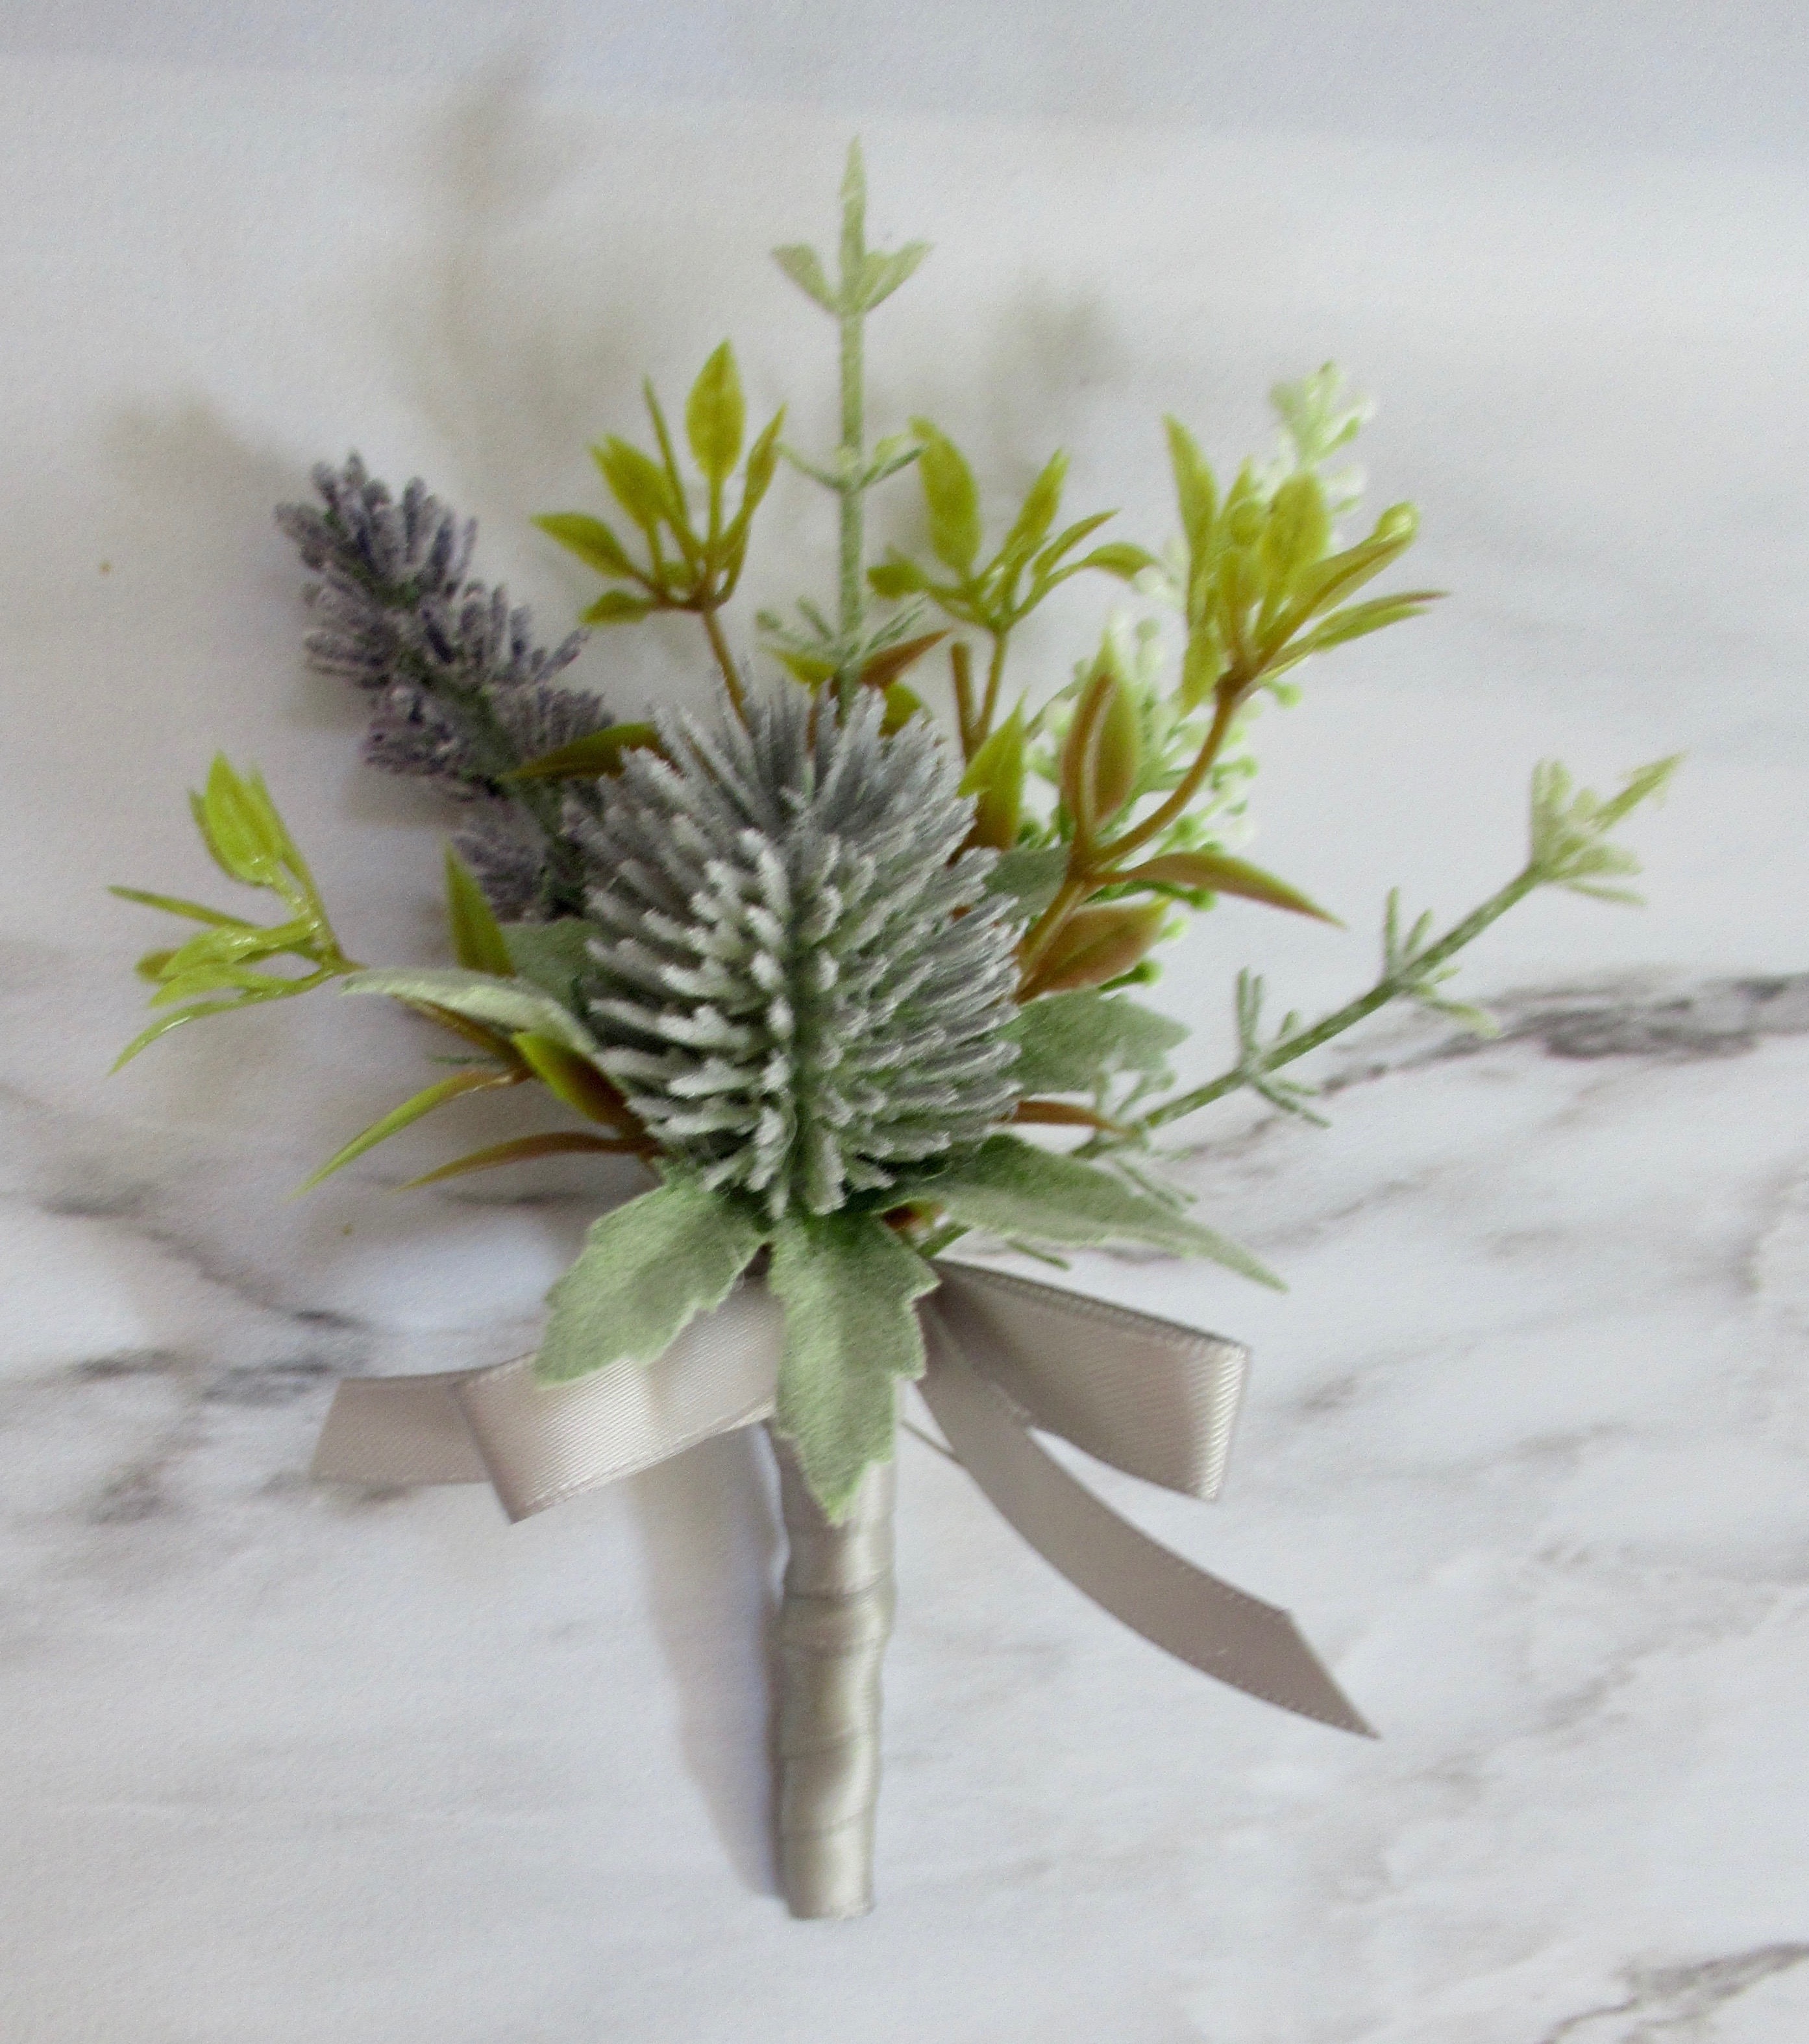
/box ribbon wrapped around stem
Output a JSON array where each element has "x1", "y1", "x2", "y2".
[{"x1": 312, "y1": 1261, "x2": 1373, "y2": 1916}]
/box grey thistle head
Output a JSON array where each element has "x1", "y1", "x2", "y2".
[{"x1": 576, "y1": 689, "x2": 1023, "y2": 1220}]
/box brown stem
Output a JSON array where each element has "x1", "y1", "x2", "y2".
[
  {"x1": 950, "y1": 641, "x2": 977, "y2": 756},
  {"x1": 1093, "y1": 682, "x2": 1242, "y2": 868},
  {"x1": 976, "y1": 630, "x2": 1010, "y2": 746}
]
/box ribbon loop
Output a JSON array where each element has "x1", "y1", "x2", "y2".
[
  {"x1": 308, "y1": 1260, "x2": 1372, "y2": 1734},
  {"x1": 930, "y1": 1263, "x2": 1248, "y2": 1501}
]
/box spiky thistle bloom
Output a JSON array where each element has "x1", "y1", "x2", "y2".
[
  {"x1": 576, "y1": 690, "x2": 1022, "y2": 1219},
  {"x1": 277, "y1": 456, "x2": 611, "y2": 918}
]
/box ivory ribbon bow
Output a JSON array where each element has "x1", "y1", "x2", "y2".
[{"x1": 312, "y1": 1261, "x2": 1372, "y2": 1736}]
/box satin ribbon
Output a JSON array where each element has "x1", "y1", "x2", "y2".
[{"x1": 311, "y1": 1261, "x2": 1372, "y2": 1736}]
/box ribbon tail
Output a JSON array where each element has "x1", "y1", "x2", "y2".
[{"x1": 918, "y1": 1305, "x2": 1376, "y2": 1738}]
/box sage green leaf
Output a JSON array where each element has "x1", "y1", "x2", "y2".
[
  {"x1": 444, "y1": 845, "x2": 515, "y2": 975},
  {"x1": 854, "y1": 241, "x2": 930, "y2": 312},
  {"x1": 769, "y1": 1209, "x2": 938, "y2": 1517},
  {"x1": 1004, "y1": 990, "x2": 1187, "y2": 1096},
  {"x1": 297, "y1": 1065, "x2": 522, "y2": 1193},
  {"x1": 503, "y1": 918, "x2": 596, "y2": 1005},
  {"x1": 772, "y1": 241, "x2": 839, "y2": 312},
  {"x1": 535, "y1": 1177, "x2": 768, "y2": 1381},
  {"x1": 910, "y1": 418, "x2": 982, "y2": 573},
  {"x1": 507, "y1": 721, "x2": 660, "y2": 780},
  {"x1": 532, "y1": 511, "x2": 638, "y2": 580},
  {"x1": 593, "y1": 437, "x2": 681, "y2": 532},
  {"x1": 985, "y1": 844, "x2": 1068, "y2": 922},
  {"x1": 923, "y1": 1135, "x2": 1281, "y2": 1285},
  {"x1": 340, "y1": 967, "x2": 601, "y2": 1059},
  {"x1": 685, "y1": 340, "x2": 745, "y2": 485}
]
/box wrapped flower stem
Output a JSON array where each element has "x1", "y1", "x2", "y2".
[{"x1": 770, "y1": 1424, "x2": 898, "y2": 1919}]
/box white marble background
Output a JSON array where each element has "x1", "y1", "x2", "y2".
[{"x1": 3, "y1": 30, "x2": 1808, "y2": 2044}]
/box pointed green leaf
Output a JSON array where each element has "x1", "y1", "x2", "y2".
[
  {"x1": 685, "y1": 340, "x2": 746, "y2": 486},
  {"x1": 772, "y1": 242, "x2": 839, "y2": 312},
  {"x1": 923, "y1": 1136, "x2": 1281, "y2": 1285},
  {"x1": 1003, "y1": 990, "x2": 1187, "y2": 1096},
  {"x1": 444, "y1": 846, "x2": 515, "y2": 975},
  {"x1": 854, "y1": 241, "x2": 931, "y2": 312},
  {"x1": 769, "y1": 1210, "x2": 937, "y2": 1518},
  {"x1": 535, "y1": 1177, "x2": 769, "y2": 1381},
  {"x1": 400, "y1": 1132, "x2": 641, "y2": 1189},
  {"x1": 1029, "y1": 511, "x2": 1115, "y2": 582},
  {"x1": 909, "y1": 419, "x2": 983, "y2": 573},
  {"x1": 994, "y1": 450, "x2": 1068, "y2": 580},
  {"x1": 197, "y1": 756, "x2": 284, "y2": 887},
  {"x1": 507, "y1": 721, "x2": 660, "y2": 781},
  {"x1": 1111, "y1": 851, "x2": 1341, "y2": 923},
  {"x1": 1281, "y1": 591, "x2": 1440, "y2": 663},
  {"x1": 533, "y1": 511, "x2": 639, "y2": 580},
  {"x1": 110, "y1": 998, "x2": 258, "y2": 1072},
  {"x1": 510, "y1": 1031, "x2": 639, "y2": 1132},
  {"x1": 1165, "y1": 416, "x2": 1218, "y2": 550},
  {"x1": 109, "y1": 885, "x2": 256, "y2": 932},
  {"x1": 297, "y1": 1065, "x2": 521, "y2": 1193}
]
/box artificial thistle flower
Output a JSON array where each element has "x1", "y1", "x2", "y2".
[{"x1": 574, "y1": 687, "x2": 1022, "y2": 1220}]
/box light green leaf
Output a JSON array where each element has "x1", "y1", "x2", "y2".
[
  {"x1": 922, "y1": 1136, "x2": 1281, "y2": 1286},
  {"x1": 993, "y1": 450, "x2": 1068, "y2": 580},
  {"x1": 532, "y1": 511, "x2": 638, "y2": 580},
  {"x1": 1073, "y1": 541, "x2": 1159, "y2": 582},
  {"x1": 535, "y1": 1177, "x2": 768, "y2": 1381},
  {"x1": 867, "y1": 554, "x2": 930, "y2": 600},
  {"x1": 1029, "y1": 511, "x2": 1115, "y2": 582},
  {"x1": 581, "y1": 589, "x2": 657, "y2": 626},
  {"x1": 772, "y1": 241, "x2": 838, "y2": 312},
  {"x1": 1005, "y1": 991, "x2": 1187, "y2": 1096},
  {"x1": 444, "y1": 845, "x2": 515, "y2": 976},
  {"x1": 685, "y1": 340, "x2": 745, "y2": 486},
  {"x1": 769, "y1": 1210, "x2": 938, "y2": 1518},
  {"x1": 109, "y1": 885, "x2": 255, "y2": 932},
  {"x1": 958, "y1": 701, "x2": 1026, "y2": 850},
  {"x1": 985, "y1": 844, "x2": 1068, "y2": 922},
  {"x1": 195, "y1": 756, "x2": 286, "y2": 888},
  {"x1": 340, "y1": 967, "x2": 602, "y2": 1059},
  {"x1": 910, "y1": 418, "x2": 982, "y2": 573},
  {"x1": 592, "y1": 437, "x2": 681, "y2": 532},
  {"x1": 503, "y1": 918, "x2": 596, "y2": 1005},
  {"x1": 1164, "y1": 416, "x2": 1218, "y2": 550}
]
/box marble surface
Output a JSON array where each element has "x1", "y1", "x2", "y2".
[{"x1": 3, "y1": 54, "x2": 1808, "y2": 2044}]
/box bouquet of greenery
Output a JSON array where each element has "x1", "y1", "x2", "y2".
[{"x1": 113, "y1": 145, "x2": 1672, "y2": 1919}]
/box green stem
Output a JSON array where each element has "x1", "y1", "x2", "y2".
[
  {"x1": 1142, "y1": 864, "x2": 1544, "y2": 1132},
  {"x1": 976, "y1": 630, "x2": 1010, "y2": 746},
  {"x1": 835, "y1": 146, "x2": 868, "y2": 712}
]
